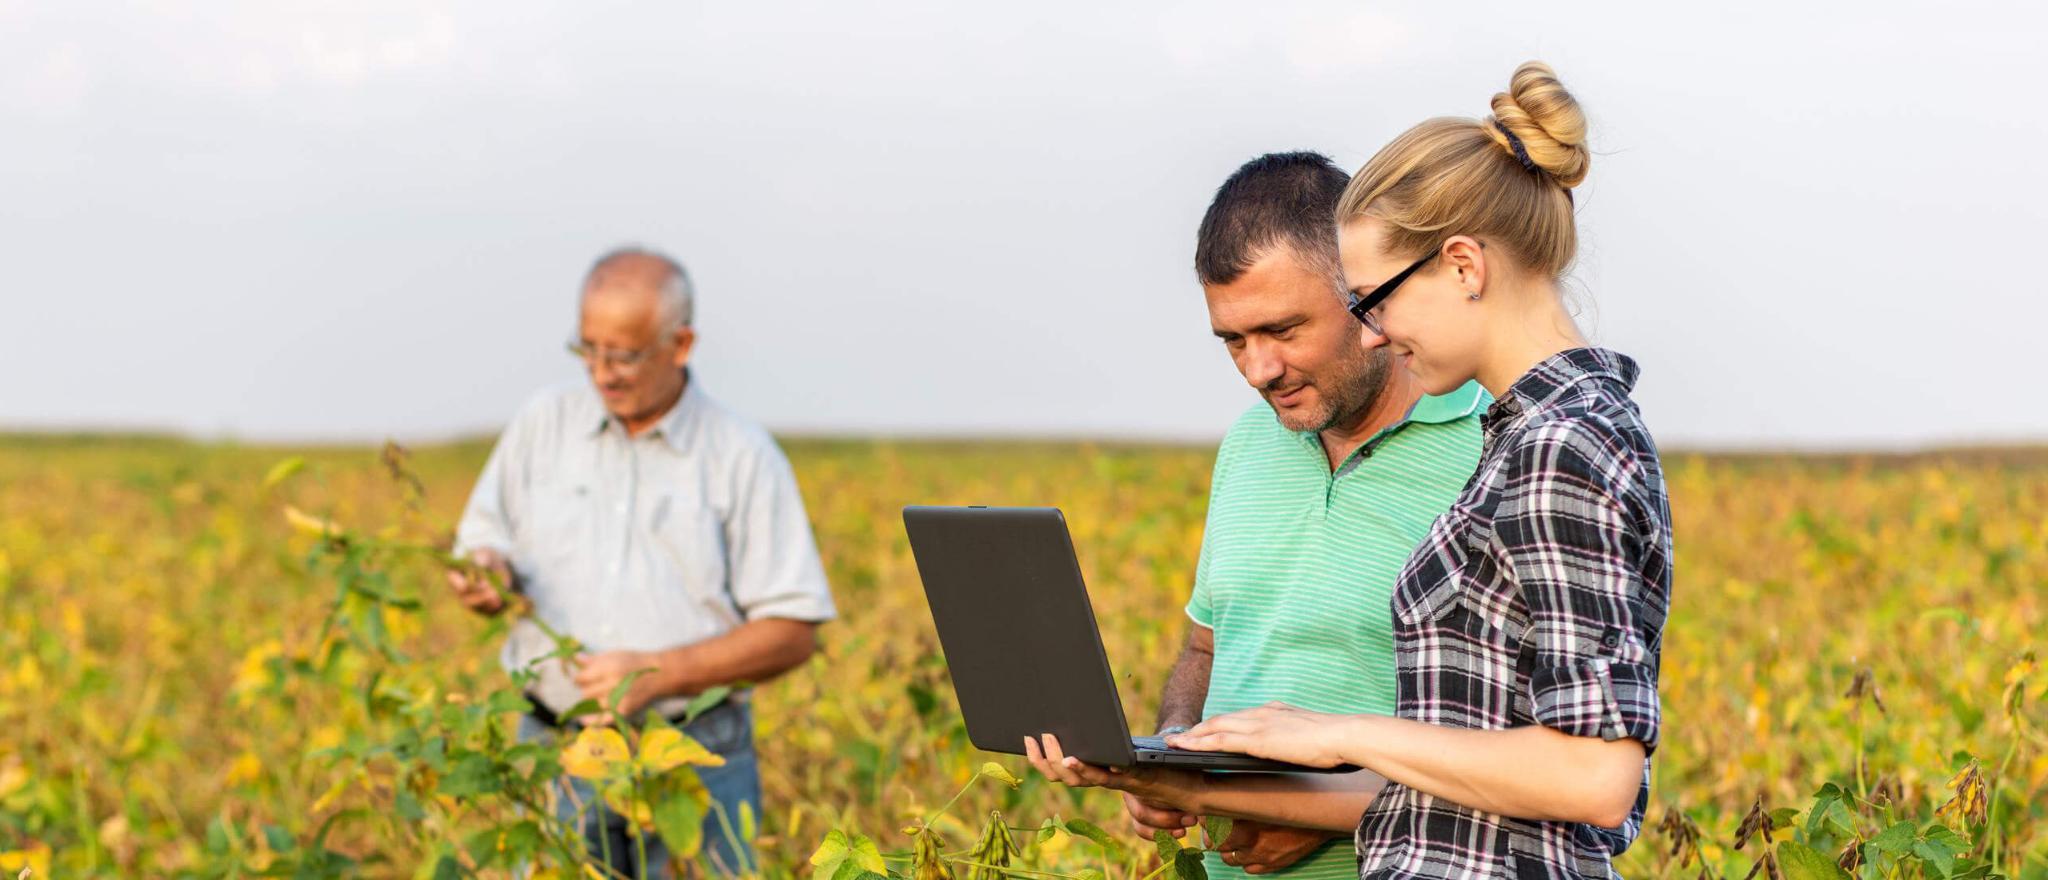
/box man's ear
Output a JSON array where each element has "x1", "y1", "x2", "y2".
[
  {"x1": 670, "y1": 327, "x2": 697, "y2": 367},
  {"x1": 1441, "y1": 235, "x2": 1487, "y2": 296}
]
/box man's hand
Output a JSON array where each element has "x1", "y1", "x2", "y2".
[
  {"x1": 1124, "y1": 792, "x2": 1199, "y2": 839},
  {"x1": 1023, "y1": 734, "x2": 1206, "y2": 814},
  {"x1": 445, "y1": 548, "x2": 512, "y2": 616},
  {"x1": 572, "y1": 650, "x2": 669, "y2": 723},
  {"x1": 1215, "y1": 820, "x2": 1336, "y2": 875}
]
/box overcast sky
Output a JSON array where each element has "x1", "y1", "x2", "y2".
[{"x1": 3, "y1": 0, "x2": 2044, "y2": 450}]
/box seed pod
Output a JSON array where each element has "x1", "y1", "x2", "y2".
[
  {"x1": 912, "y1": 824, "x2": 954, "y2": 880},
  {"x1": 965, "y1": 811, "x2": 1018, "y2": 880}
]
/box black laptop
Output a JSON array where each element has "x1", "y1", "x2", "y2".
[{"x1": 902, "y1": 505, "x2": 1349, "y2": 773}]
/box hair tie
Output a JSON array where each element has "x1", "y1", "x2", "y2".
[{"x1": 1494, "y1": 120, "x2": 1540, "y2": 175}]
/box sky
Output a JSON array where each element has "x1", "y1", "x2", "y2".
[{"x1": 3, "y1": 0, "x2": 2045, "y2": 450}]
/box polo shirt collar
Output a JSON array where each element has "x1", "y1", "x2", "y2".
[
  {"x1": 1291, "y1": 380, "x2": 1487, "y2": 448},
  {"x1": 1405, "y1": 381, "x2": 1487, "y2": 425}
]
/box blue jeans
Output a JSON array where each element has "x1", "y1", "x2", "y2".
[{"x1": 518, "y1": 702, "x2": 760, "y2": 877}]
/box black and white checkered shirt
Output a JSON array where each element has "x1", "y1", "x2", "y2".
[{"x1": 1355, "y1": 348, "x2": 1672, "y2": 880}]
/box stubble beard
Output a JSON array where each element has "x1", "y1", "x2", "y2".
[{"x1": 1279, "y1": 343, "x2": 1395, "y2": 435}]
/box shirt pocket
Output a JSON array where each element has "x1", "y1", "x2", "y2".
[
  {"x1": 1392, "y1": 516, "x2": 1467, "y2": 627},
  {"x1": 523, "y1": 478, "x2": 594, "y2": 575},
  {"x1": 1450, "y1": 529, "x2": 1528, "y2": 646}
]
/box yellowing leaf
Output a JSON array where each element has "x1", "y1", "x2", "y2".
[
  {"x1": 225, "y1": 751, "x2": 263, "y2": 786},
  {"x1": 281, "y1": 505, "x2": 340, "y2": 538},
  {"x1": 639, "y1": 727, "x2": 726, "y2": 772},
  {"x1": 261, "y1": 456, "x2": 306, "y2": 490},
  {"x1": 561, "y1": 727, "x2": 630, "y2": 780},
  {"x1": 602, "y1": 783, "x2": 655, "y2": 830},
  {"x1": 978, "y1": 761, "x2": 1020, "y2": 787},
  {"x1": 0, "y1": 844, "x2": 50, "y2": 877}
]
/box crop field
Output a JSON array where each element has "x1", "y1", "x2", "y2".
[{"x1": 0, "y1": 435, "x2": 2043, "y2": 878}]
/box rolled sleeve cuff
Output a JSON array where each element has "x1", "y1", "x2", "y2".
[
  {"x1": 739, "y1": 589, "x2": 838, "y2": 624},
  {"x1": 1529, "y1": 657, "x2": 1660, "y2": 753}
]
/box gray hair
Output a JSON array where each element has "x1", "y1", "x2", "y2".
[{"x1": 583, "y1": 246, "x2": 695, "y2": 330}]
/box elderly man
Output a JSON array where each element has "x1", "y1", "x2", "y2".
[
  {"x1": 448, "y1": 246, "x2": 836, "y2": 876},
  {"x1": 1025, "y1": 153, "x2": 1484, "y2": 878}
]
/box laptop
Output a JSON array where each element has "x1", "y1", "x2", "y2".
[{"x1": 902, "y1": 505, "x2": 1351, "y2": 773}]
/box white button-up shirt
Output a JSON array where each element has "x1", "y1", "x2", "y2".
[{"x1": 455, "y1": 375, "x2": 836, "y2": 715}]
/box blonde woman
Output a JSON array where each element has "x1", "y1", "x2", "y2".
[{"x1": 1027, "y1": 62, "x2": 1671, "y2": 879}]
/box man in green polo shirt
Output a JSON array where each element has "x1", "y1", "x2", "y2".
[{"x1": 1033, "y1": 152, "x2": 1483, "y2": 878}]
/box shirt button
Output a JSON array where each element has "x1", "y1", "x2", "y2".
[{"x1": 1599, "y1": 629, "x2": 1622, "y2": 649}]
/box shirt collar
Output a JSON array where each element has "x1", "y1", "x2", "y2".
[
  {"x1": 1405, "y1": 381, "x2": 1488, "y2": 425},
  {"x1": 1291, "y1": 380, "x2": 1489, "y2": 459},
  {"x1": 1484, "y1": 347, "x2": 1639, "y2": 428},
  {"x1": 589, "y1": 369, "x2": 701, "y2": 455}
]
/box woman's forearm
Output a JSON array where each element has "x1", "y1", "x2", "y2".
[
  {"x1": 1188, "y1": 769, "x2": 1386, "y2": 832},
  {"x1": 1336, "y1": 715, "x2": 1644, "y2": 828}
]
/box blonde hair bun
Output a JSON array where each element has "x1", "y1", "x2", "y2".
[{"x1": 1488, "y1": 61, "x2": 1589, "y2": 188}]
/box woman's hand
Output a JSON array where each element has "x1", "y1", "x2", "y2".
[
  {"x1": 1164, "y1": 703, "x2": 1362, "y2": 769},
  {"x1": 1022, "y1": 734, "x2": 1207, "y2": 815}
]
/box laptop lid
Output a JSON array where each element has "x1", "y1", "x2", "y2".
[{"x1": 901, "y1": 505, "x2": 1140, "y2": 767}]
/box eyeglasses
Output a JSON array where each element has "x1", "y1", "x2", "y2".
[
  {"x1": 1346, "y1": 251, "x2": 1437, "y2": 337},
  {"x1": 565, "y1": 340, "x2": 661, "y2": 374}
]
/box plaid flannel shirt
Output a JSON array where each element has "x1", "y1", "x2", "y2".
[{"x1": 1354, "y1": 348, "x2": 1673, "y2": 880}]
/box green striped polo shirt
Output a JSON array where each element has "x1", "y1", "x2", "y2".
[{"x1": 1186, "y1": 382, "x2": 1485, "y2": 880}]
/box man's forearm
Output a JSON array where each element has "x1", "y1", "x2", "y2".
[
  {"x1": 1156, "y1": 625, "x2": 1214, "y2": 732},
  {"x1": 652, "y1": 618, "x2": 819, "y2": 698},
  {"x1": 1190, "y1": 770, "x2": 1384, "y2": 832}
]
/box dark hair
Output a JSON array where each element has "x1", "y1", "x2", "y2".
[{"x1": 1194, "y1": 151, "x2": 1351, "y2": 288}]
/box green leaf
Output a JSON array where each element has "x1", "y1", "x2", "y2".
[
  {"x1": 1912, "y1": 838, "x2": 1958, "y2": 878},
  {"x1": 437, "y1": 754, "x2": 501, "y2": 798},
  {"x1": 1768, "y1": 807, "x2": 1801, "y2": 830},
  {"x1": 848, "y1": 832, "x2": 886, "y2": 874},
  {"x1": 1777, "y1": 840, "x2": 1850, "y2": 880},
  {"x1": 1064, "y1": 819, "x2": 1124, "y2": 858},
  {"x1": 1174, "y1": 848, "x2": 1209, "y2": 880},
  {"x1": 499, "y1": 820, "x2": 542, "y2": 864},
  {"x1": 1866, "y1": 821, "x2": 1914, "y2": 856},
  {"x1": 1155, "y1": 828, "x2": 1182, "y2": 865},
  {"x1": 605, "y1": 665, "x2": 651, "y2": 713},
  {"x1": 683, "y1": 685, "x2": 733, "y2": 722},
  {"x1": 809, "y1": 829, "x2": 852, "y2": 880},
  {"x1": 652, "y1": 772, "x2": 711, "y2": 861},
  {"x1": 1201, "y1": 815, "x2": 1233, "y2": 850},
  {"x1": 810, "y1": 828, "x2": 850, "y2": 861},
  {"x1": 394, "y1": 790, "x2": 425, "y2": 822},
  {"x1": 558, "y1": 698, "x2": 602, "y2": 723},
  {"x1": 485, "y1": 690, "x2": 531, "y2": 715},
  {"x1": 429, "y1": 853, "x2": 462, "y2": 880}
]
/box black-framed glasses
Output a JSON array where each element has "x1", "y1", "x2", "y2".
[{"x1": 1346, "y1": 251, "x2": 1437, "y2": 337}]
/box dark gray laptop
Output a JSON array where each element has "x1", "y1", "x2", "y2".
[{"x1": 902, "y1": 505, "x2": 1349, "y2": 773}]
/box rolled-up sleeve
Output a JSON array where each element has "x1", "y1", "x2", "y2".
[
  {"x1": 1498, "y1": 420, "x2": 1661, "y2": 753},
  {"x1": 724, "y1": 441, "x2": 837, "y2": 624}
]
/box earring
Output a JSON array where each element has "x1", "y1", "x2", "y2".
[{"x1": 1468, "y1": 290, "x2": 1481, "y2": 301}]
